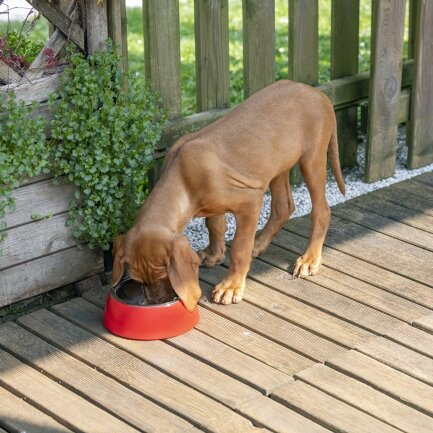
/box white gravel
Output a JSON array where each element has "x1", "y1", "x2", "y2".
[{"x1": 185, "y1": 128, "x2": 433, "y2": 251}]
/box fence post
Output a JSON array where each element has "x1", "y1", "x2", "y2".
[
  {"x1": 331, "y1": 0, "x2": 359, "y2": 168},
  {"x1": 365, "y1": 0, "x2": 406, "y2": 182},
  {"x1": 407, "y1": 0, "x2": 433, "y2": 168},
  {"x1": 243, "y1": 0, "x2": 275, "y2": 98},
  {"x1": 289, "y1": 0, "x2": 318, "y2": 184},
  {"x1": 85, "y1": 0, "x2": 108, "y2": 54},
  {"x1": 195, "y1": 0, "x2": 229, "y2": 111},
  {"x1": 108, "y1": 0, "x2": 128, "y2": 71},
  {"x1": 143, "y1": 0, "x2": 181, "y2": 120}
]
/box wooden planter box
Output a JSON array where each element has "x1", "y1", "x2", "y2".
[{"x1": 0, "y1": 174, "x2": 103, "y2": 308}]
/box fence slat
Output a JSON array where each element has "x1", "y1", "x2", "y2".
[
  {"x1": 143, "y1": 0, "x2": 181, "y2": 119},
  {"x1": 194, "y1": 0, "x2": 229, "y2": 111},
  {"x1": 289, "y1": 0, "x2": 318, "y2": 184},
  {"x1": 365, "y1": 0, "x2": 407, "y2": 182},
  {"x1": 289, "y1": 0, "x2": 318, "y2": 85},
  {"x1": 108, "y1": 0, "x2": 128, "y2": 71},
  {"x1": 243, "y1": 0, "x2": 275, "y2": 98},
  {"x1": 331, "y1": 0, "x2": 359, "y2": 168},
  {"x1": 85, "y1": 0, "x2": 108, "y2": 54},
  {"x1": 407, "y1": 0, "x2": 433, "y2": 168}
]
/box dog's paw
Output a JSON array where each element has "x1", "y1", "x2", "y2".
[
  {"x1": 198, "y1": 246, "x2": 226, "y2": 268},
  {"x1": 293, "y1": 254, "x2": 322, "y2": 278},
  {"x1": 212, "y1": 279, "x2": 245, "y2": 305}
]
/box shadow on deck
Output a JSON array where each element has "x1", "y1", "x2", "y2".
[{"x1": 1, "y1": 172, "x2": 433, "y2": 432}]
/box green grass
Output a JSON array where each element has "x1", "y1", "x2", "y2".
[{"x1": 2, "y1": 0, "x2": 410, "y2": 117}]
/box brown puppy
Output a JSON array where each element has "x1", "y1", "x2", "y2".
[{"x1": 112, "y1": 80, "x2": 345, "y2": 311}]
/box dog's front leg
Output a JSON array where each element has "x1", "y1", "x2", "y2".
[
  {"x1": 198, "y1": 214, "x2": 227, "y2": 268},
  {"x1": 212, "y1": 203, "x2": 261, "y2": 305}
]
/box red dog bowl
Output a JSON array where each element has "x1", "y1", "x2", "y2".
[{"x1": 103, "y1": 278, "x2": 199, "y2": 340}]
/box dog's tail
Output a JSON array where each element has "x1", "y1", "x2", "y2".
[{"x1": 329, "y1": 123, "x2": 346, "y2": 196}]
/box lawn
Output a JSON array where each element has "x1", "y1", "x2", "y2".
[{"x1": 1, "y1": 0, "x2": 410, "y2": 116}]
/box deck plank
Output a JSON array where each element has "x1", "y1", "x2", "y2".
[
  {"x1": 272, "y1": 380, "x2": 401, "y2": 433},
  {"x1": 327, "y1": 349, "x2": 433, "y2": 416},
  {"x1": 200, "y1": 263, "x2": 374, "y2": 347},
  {"x1": 54, "y1": 297, "x2": 263, "y2": 408},
  {"x1": 415, "y1": 172, "x2": 433, "y2": 186},
  {"x1": 83, "y1": 286, "x2": 292, "y2": 395},
  {"x1": 84, "y1": 285, "x2": 315, "y2": 376},
  {"x1": 349, "y1": 193, "x2": 433, "y2": 234},
  {"x1": 414, "y1": 313, "x2": 433, "y2": 334},
  {"x1": 17, "y1": 308, "x2": 263, "y2": 432},
  {"x1": 238, "y1": 395, "x2": 331, "y2": 433},
  {"x1": 273, "y1": 229, "x2": 433, "y2": 308},
  {"x1": 332, "y1": 203, "x2": 433, "y2": 251},
  {"x1": 0, "y1": 321, "x2": 196, "y2": 433},
  {"x1": 259, "y1": 242, "x2": 431, "y2": 323},
  {"x1": 287, "y1": 215, "x2": 433, "y2": 287},
  {"x1": 295, "y1": 363, "x2": 433, "y2": 433},
  {"x1": 0, "y1": 349, "x2": 138, "y2": 433},
  {"x1": 0, "y1": 385, "x2": 73, "y2": 433},
  {"x1": 356, "y1": 337, "x2": 433, "y2": 386}
]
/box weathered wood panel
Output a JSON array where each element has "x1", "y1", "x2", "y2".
[
  {"x1": 243, "y1": 0, "x2": 275, "y2": 98},
  {"x1": 414, "y1": 313, "x2": 433, "y2": 334},
  {"x1": 365, "y1": 0, "x2": 407, "y2": 182},
  {"x1": 195, "y1": 0, "x2": 229, "y2": 111},
  {"x1": 143, "y1": 0, "x2": 181, "y2": 119},
  {"x1": 0, "y1": 213, "x2": 75, "y2": 270},
  {"x1": 27, "y1": 0, "x2": 85, "y2": 51},
  {"x1": 84, "y1": 0, "x2": 108, "y2": 54},
  {"x1": 331, "y1": 0, "x2": 359, "y2": 167},
  {"x1": 407, "y1": 0, "x2": 433, "y2": 168},
  {"x1": 6, "y1": 177, "x2": 74, "y2": 229},
  {"x1": 107, "y1": 0, "x2": 128, "y2": 71},
  {"x1": 0, "y1": 60, "x2": 21, "y2": 84},
  {"x1": 0, "y1": 247, "x2": 103, "y2": 307}
]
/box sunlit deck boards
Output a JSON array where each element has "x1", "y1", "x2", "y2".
[{"x1": 1, "y1": 172, "x2": 433, "y2": 433}]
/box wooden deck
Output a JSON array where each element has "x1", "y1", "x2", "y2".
[{"x1": 1, "y1": 172, "x2": 433, "y2": 433}]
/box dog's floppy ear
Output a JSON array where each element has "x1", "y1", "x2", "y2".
[
  {"x1": 168, "y1": 235, "x2": 202, "y2": 312},
  {"x1": 111, "y1": 234, "x2": 126, "y2": 287}
]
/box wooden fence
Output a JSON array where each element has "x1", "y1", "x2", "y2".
[{"x1": 142, "y1": 0, "x2": 433, "y2": 183}]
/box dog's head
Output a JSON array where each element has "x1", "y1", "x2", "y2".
[{"x1": 111, "y1": 229, "x2": 201, "y2": 311}]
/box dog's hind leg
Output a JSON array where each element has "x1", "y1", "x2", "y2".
[
  {"x1": 198, "y1": 214, "x2": 227, "y2": 268},
  {"x1": 252, "y1": 172, "x2": 295, "y2": 257},
  {"x1": 293, "y1": 156, "x2": 330, "y2": 277}
]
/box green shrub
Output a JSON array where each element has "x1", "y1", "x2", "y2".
[{"x1": 49, "y1": 41, "x2": 166, "y2": 250}]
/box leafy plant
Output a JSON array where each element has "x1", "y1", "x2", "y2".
[
  {"x1": 0, "y1": 93, "x2": 49, "y2": 241},
  {"x1": 0, "y1": 30, "x2": 44, "y2": 73},
  {"x1": 49, "y1": 41, "x2": 166, "y2": 250}
]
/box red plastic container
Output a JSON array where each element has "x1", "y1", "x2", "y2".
[{"x1": 102, "y1": 278, "x2": 199, "y2": 340}]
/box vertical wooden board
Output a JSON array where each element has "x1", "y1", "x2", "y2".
[
  {"x1": 85, "y1": 0, "x2": 109, "y2": 54},
  {"x1": 365, "y1": 0, "x2": 407, "y2": 182},
  {"x1": 331, "y1": 0, "x2": 359, "y2": 167},
  {"x1": 107, "y1": 0, "x2": 128, "y2": 71},
  {"x1": 143, "y1": 0, "x2": 181, "y2": 119},
  {"x1": 0, "y1": 385, "x2": 73, "y2": 433},
  {"x1": 0, "y1": 349, "x2": 138, "y2": 433},
  {"x1": 327, "y1": 349, "x2": 433, "y2": 416},
  {"x1": 288, "y1": 0, "x2": 318, "y2": 85},
  {"x1": 295, "y1": 363, "x2": 433, "y2": 433},
  {"x1": 272, "y1": 381, "x2": 401, "y2": 433},
  {"x1": 195, "y1": 0, "x2": 229, "y2": 111},
  {"x1": 289, "y1": 0, "x2": 318, "y2": 184},
  {"x1": 407, "y1": 0, "x2": 433, "y2": 168},
  {"x1": 243, "y1": 0, "x2": 275, "y2": 98}
]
